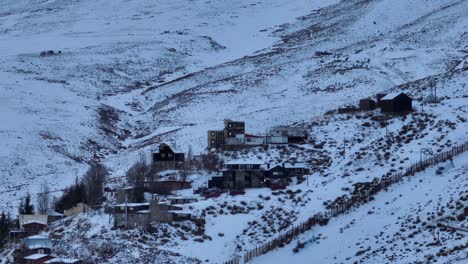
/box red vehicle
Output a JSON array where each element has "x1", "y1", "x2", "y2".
[
  {"x1": 229, "y1": 189, "x2": 246, "y2": 196},
  {"x1": 270, "y1": 183, "x2": 287, "y2": 190},
  {"x1": 205, "y1": 192, "x2": 221, "y2": 199}
]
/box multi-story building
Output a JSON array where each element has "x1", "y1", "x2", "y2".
[
  {"x1": 207, "y1": 130, "x2": 224, "y2": 150},
  {"x1": 223, "y1": 119, "x2": 245, "y2": 139},
  {"x1": 222, "y1": 159, "x2": 265, "y2": 188},
  {"x1": 113, "y1": 196, "x2": 191, "y2": 229},
  {"x1": 152, "y1": 143, "x2": 185, "y2": 170},
  {"x1": 267, "y1": 126, "x2": 306, "y2": 143}
]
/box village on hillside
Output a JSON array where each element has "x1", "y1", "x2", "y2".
[{"x1": 1, "y1": 90, "x2": 432, "y2": 264}]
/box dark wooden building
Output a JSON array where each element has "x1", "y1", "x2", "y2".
[
  {"x1": 359, "y1": 98, "x2": 377, "y2": 111},
  {"x1": 152, "y1": 143, "x2": 185, "y2": 170},
  {"x1": 208, "y1": 176, "x2": 225, "y2": 189},
  {"x1": 223, "y1": 119, "x2": 245, "y2": 139},
  {"x1": 222, "y1": 160, "x2": 265, "y2": 188},
  {"x1": 380, "y1": 92, "x2": 412, "y2": 113},
  {"x1": 207, "y1": 130, "x2": 224, "y2": 150},
  {"x1": 264, "y1": 162, "x2": 309, "y2": 179},
  {"x1": 144, "y1": 180, "x2": 191, "y2": 195},
  {"x1": 264, "y1": 165, "x2": 286, "y2": 179},
  {"x1": 376, "y1": 93, "x2": 387, "y2": 107},
  {"x1": 283, "y1": 162, "x2": 309, "y2": 176},
  {"x1": 22, "y1": 221, "x2": 47, "y2": 234}
]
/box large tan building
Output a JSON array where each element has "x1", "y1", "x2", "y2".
[{"x1": 207, "y1": 119, "x2": 246, "y2": 150}]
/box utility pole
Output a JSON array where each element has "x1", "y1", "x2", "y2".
[
  {"x1": 343, "y1": 138, "x2": 347, "y2": 159},
  {"x1": 385, "y1": 122, "x2": 388, "y2": 138},
  {"x1": 385, "y1": 115, "x2": 389, "y2": 139},
  {"x1": 125, "y1": 192, "x2": 128, "y2": 229}
]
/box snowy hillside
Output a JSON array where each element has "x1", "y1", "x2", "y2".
[
  {"x1": 0, "y1": 0, "x2": 340, "y2": 211},
  {"x1": 0, "y1": 0, "x2": 467, "y2": 263},
  {"x1": 252, "y1": 153, "x2": 468, "y2": 264}
]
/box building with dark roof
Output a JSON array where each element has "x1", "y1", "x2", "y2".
[
  {"x1": 152, "y1": 143, "x2": 185, "y2": 170},
  {"x1": 380, "y1": 92, "x2": 412, "y2": 113}
]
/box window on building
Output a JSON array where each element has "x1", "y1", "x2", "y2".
[
  {"x1": 211, "y1": 132, "x2": 215, "y2": 136},
  {"x1": 161, "y1": 153, "x2": 166, "y2": 158},
  {"x1": 211, "y1": 140, "x2": 215, "y2": 144},
  {"x1": 168, "y1": 153, "x2": 173, "y2": 158}
]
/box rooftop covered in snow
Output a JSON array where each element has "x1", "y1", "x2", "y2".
[{"x1": 380, "y1": 92, "x2": 411, "y2": 100}]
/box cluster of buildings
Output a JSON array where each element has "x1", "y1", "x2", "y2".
[
  {"x1": 359, "y1": 92, "x2": 413, "y2": 113},
  {"x1": 148, "y1": 139, "x2": 310, "y2": 190},
  {"x1": 208, "y1": 119, "x2": 307, "y2": 151},
  {"x1": 10, "y1": 213, "x2": 65, "y2": 241},
  {"x1": 16, "y1": 235, "x2": 81, "y2": 264},
  {"x1": 209, "y1": 159, "x2": 309, "y2": 189},
  {"x1": 113, "y1": 195, "x2": 198, "y2": 229},
  {"x1": 10, "y1": 214, "x2": 83, "y2": 264},
  {"x1": 17, "y1": 235, "x2": 81, "y2": 264}
]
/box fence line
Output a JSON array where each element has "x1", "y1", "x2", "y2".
[{"x1": 224, "y1": 141, "x2": 468, "y2": 264}]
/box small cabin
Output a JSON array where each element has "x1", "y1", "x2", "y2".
[{"x1": 380, "y1": 92, "x2": 412, "y2": 113}]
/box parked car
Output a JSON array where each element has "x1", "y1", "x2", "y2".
[
  {"x1": 205, "y1": 192, "x2": 221, "y2": 199},
  {"x1": 202, "y1": 187, "x2": 226, "y2": 196},
  {"x1": 229, "y1": 189, "x2": 246, "y2": 196},
  {"x1": 194, "y1": 187, "x2": 207, "y2": 195},
  {"x1": 270, "y1": 183, "x2": 287, "y2": 190}
]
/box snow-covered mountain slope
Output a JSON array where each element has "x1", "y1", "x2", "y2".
[
  {"x1": 0, "y1": 0, "x2": 339, "y2": 211},
  {"x1": 252, "y1": 153, "x2": 468, "y2": 264},
  {"x1": 0, "y1": 1, "x2": 467, "y2": 262}
]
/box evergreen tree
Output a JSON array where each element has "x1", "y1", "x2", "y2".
[
  {"x1": 18, "y1": 193, "x2": 35, "y2": 215},
  {"x1": 83, "y1": 162, "x2": 108, "y2": 206},
  {"x1": 0, "y1": 211, "x2": 13, "y2": 249},
  {"x1": 54, "y1": 178, "x2": 86, "y2": 213}
]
